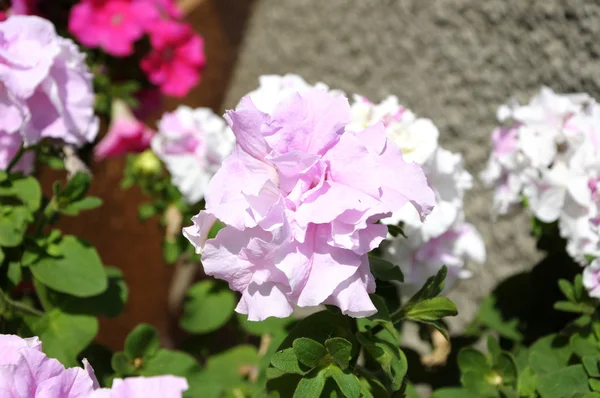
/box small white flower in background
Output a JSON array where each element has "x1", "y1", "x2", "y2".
[
  {"x1": 243, "y1": 74, "x2": 337, "y2": 114},
  {"x1": 481, "y1": 86, "x2": 600, "y2": 294},
  {"x1": 348, "y1": 95, "x2": 439, "y2": 165},
  {"x1": 348, "y1": 94, "x2": 485, "y2": 292},
  {"x1": 152, "y1": 106, "x2": 235, "y2": 204}
]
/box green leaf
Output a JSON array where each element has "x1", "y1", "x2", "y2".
[
  {"x1": 125, "y1": 324, "x2": 160, "y2": 360},
  {"x1": 537, "y1": 365, "x2": 589, "y2": 398},
  {"x1": 271, "y1": 348, "x2": 308, "y2": 375},
  {"x1": 487, "y1": 335, "x2": 501, "y2": 364},
  {"x1": 180, "y1": 280, "x2": 236, "y2": 334},
  {"x1": 369, "y1": 256, "x2": 404, "y2": 282},
  {"x1": 528, "y1": 334, "x2": 572, "y2": 375},
  {"x1": 431, "y1": 388, "x2": 481, "y2": 398},
  {"x1": 458, "y1": 348, "x2": 489, "y2": 374},
  {"x1": 49, "y1": 266, "x2": 128, "y2": 318},
  {"x1": 558, "y1": 279, "x2": 576, "y2": 302},
  {"x1": 325, "y1": 338, "x2": 352, "y2": 369},
  {"x1": 404, "y1": 266, "x2": 448, "y2": 307},
  {"x1": 404, "y1": 296, "x2": 458, "y2": 321},
  {"x1": 60, "y1": 172, "x2": 91, "y2": 202},
  {"x1": 10, "y1": 176, "x2": 42, "y2": 212},
  {"x1": 112, "y1": 352, "x2": 136, "y2": 376},
  {"x1": 364, "y1": 294, "x2": 398, "y2": 338},
  {"x1": 574, "y1": 274, "x2": 584, "y2": 301},
  {"x1": 61, "y1": 197, "x2": 103, "y2": 216},
  {"x1": 24, "y1": 309, "x2": 98, "y2": 367},
  {"x1": 583, "y1": 356, "x2": 600, "y2": 378},
  {"x1": 30, "y1": 236, "x2": 108, "y2": 297},
  {"x1": 330, "y1": 366, "x2": 360, "y2": 398},
  {"x1": 6, "y1": 261, "x2": 21, "y2": 287},
  {"x1": 590, "y1": 379, "x2": 600, "y2": 392},
  {"x1": 293, "y1": 370, "x2": 326, "y2": 398},
  {"x1": 475, "y1": 295, "x2": 523, "y2": 341},
  {"x1": 237, "y1": 313, "x2": 291, "y2": 336},
  {"x1": 207, "y1": 219, "x2": 226, "y2": 240},
  {"x1": 518, "y1": 367, "x2": 537, "y2": 397},
  {"x1": 494, "y1": 353, "x2": 518, "y2": 387},
  {"x1": 554, "y1": 301, "x2": 594, "y2": 314},
  {"x1": 356, "y1": 332, "x2": 407, "y2": 390},
  {"x1": 293, "y1": 338, "x2": 327, "y2": 368},
  {"x1": 138, "y1": 203, "x2": 157, "y2": 220},
  {"x1": 0, "y1": 247, "x2": 4, "y2": 264},
  {"x1": 387, "y1": 223, "x2": 407, "y2": 238},
  {"x1": 0, "y1": 206, "x2": 32, "y2": 247},
  {"x1": 139, "y1": 348, "x2": 202, "y2": 378},
  {"x1": 202, "y1": 345, "x2": 259, "y2": 386}
]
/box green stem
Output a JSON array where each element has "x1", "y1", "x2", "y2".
[
  {"x1": 0, "y1": 288, "x2": 44, "y2": 317},
  {"x1": 33, "y1": 198, "x2": 59, "y2": 236}
]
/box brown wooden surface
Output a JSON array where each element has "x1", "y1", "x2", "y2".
[{"x1": 37, "y1": 0, "x2": 255, "y2": 351}]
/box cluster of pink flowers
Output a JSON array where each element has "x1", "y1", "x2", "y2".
[
  {"x1": 183, "y1": 85, "x2": 436, "y2": 321},
  {"x1": 0, "y1": 15, "x2": 98, "y2": 173},
  {"x1": 0, "y1": 334, "x2": 188, "y2": 397},
  {"x1": 69, "y1": 0, "x2": 205, "y2": 97},
  {"x1": 240, "y1": 75, "x2": 486, "y2": 295},
  {"x1": 480, "y1": 87, "x2": 600, "y2": 297}
]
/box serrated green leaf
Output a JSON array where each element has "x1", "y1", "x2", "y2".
[
  {"x1": 125, "y1": 324, "x2": 160, "y2": 360},
  {"x1": 325, "y1": 338, "x2": 352, "y2": 370},
  {"x1": 293, "y1": 338, "x2": 327, "y2": 368},
  {"x1": 30, "y1": 236, "x2": 107, "y2": 297},
  {"x1": 369, "y1": 256, "x2": 404, "y2": 282},
  {"x1": 180, "y1": 280, "x2": 236, "y2": 334}
]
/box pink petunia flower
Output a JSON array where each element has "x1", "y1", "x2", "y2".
[
  {"x1": 94, "y1": 99, "x2": 155, "y2": 160},
  {"x1": 140, "y1": 19, "x2": 205, "y2": 97},
  {"x1": 0, "y1": 15, "x2": 98, "y2": 148},
  {"x1": 0, "y1": 334, "x2": 189, "y2": 397},
  {"x1": 0, "y1": 334, "x2": 97, "y2": 397},
  {"x1": 183, "y1": 89, "x2": 435, "y2": 321},
  {"x1": 69, "y1": 0, "x2": 158, "y2": 57}
]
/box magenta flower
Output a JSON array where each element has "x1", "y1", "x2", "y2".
[
  {"x1": 69, "y1": 0, "x2": 157, "y2": 57},
  {"x1": 94, "y1": 99, "x2": 155, "y2": 160},
  {"x1": 141, "y1": 20, "x2": 205, "y2": 97},
  {"x1": 183, "y1": 89, "x2": 435, "y2": 321}
]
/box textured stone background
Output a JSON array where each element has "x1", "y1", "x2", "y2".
[{"x1": 224, "y1": 0, "x2": 600, "y2": 329}]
